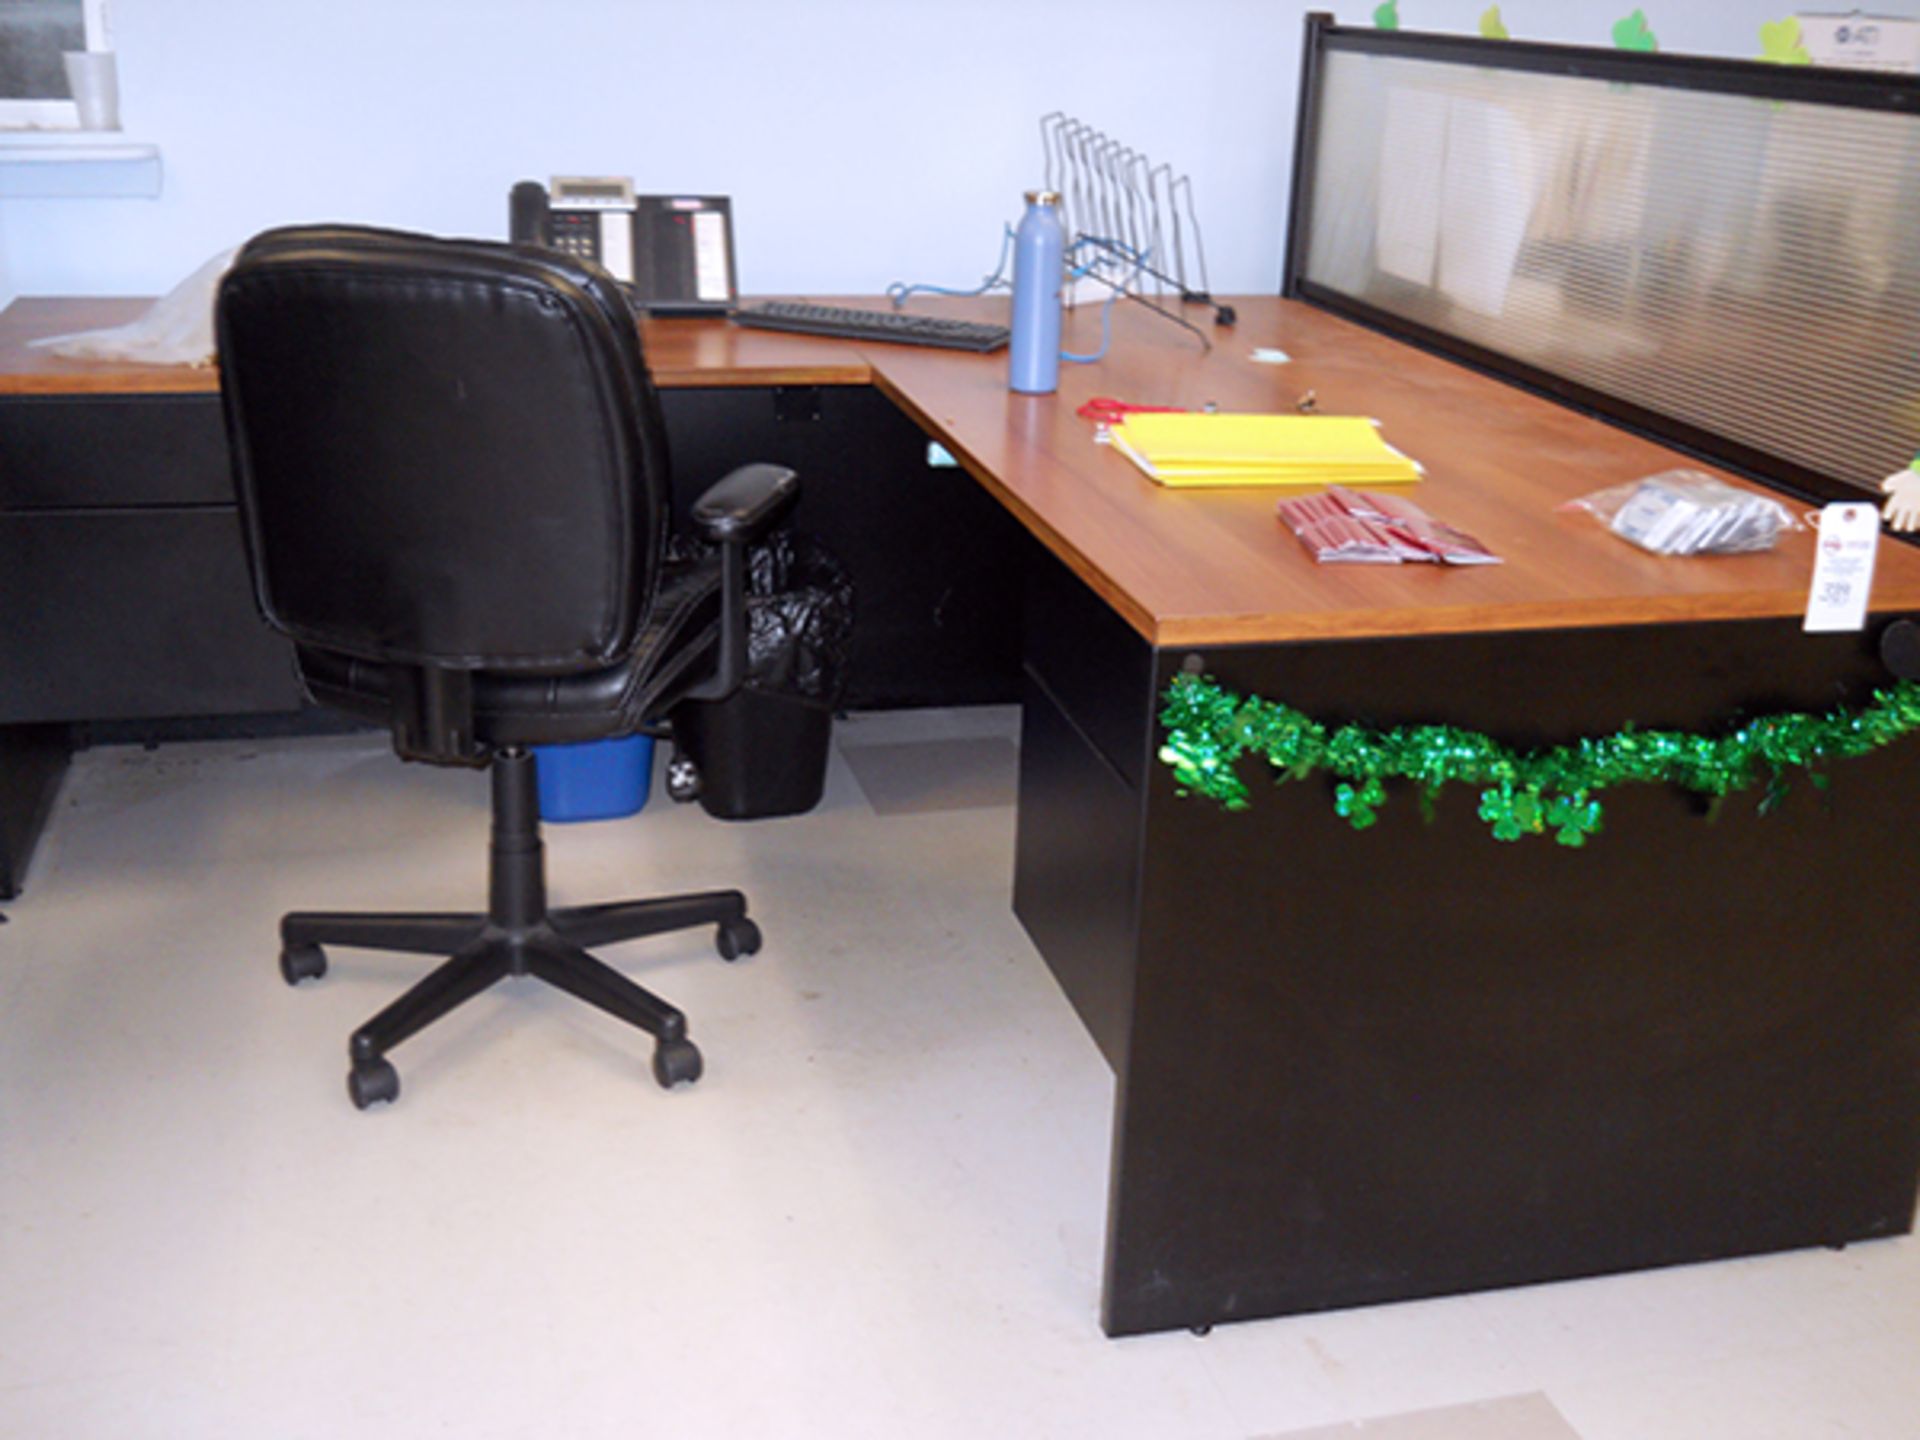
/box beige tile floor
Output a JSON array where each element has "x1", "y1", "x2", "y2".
[{"x1": 2, "y1": 706, "x2": 1916, "y2": 1439}]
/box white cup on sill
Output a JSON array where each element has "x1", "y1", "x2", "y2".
[{"x1": 62, "y1": 51, "x2": 120, "y2": 131}]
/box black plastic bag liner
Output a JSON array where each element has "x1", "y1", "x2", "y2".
[
  {"x1": 739, "y1": 529, "x2": 854, "y2": 701},
  {"x1": 669, "y1": 528, "x2": 854, "y2": 701}
]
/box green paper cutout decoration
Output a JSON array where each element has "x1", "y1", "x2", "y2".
[
  {"x1": 1373, "y1": 1, "x2": 1400, "y2": 31},
  {"x1": 1759, "y1": 16, "x2": 1812, "y2": 64},
  {"x1": 1612, "y1": 8, "x2": 1658, "y2": 51},
  {"x1": 1480, "y1": 6, "x2": 1510, "y2": 39}
]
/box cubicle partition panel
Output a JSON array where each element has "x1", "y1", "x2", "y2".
[{"x1": 1286, "y1": 12, "x2": 1920, "y2": 509}]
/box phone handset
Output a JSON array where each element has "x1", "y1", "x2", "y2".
[{"x1": 508, "y1": 180, "x2": 551, "y2": 249}]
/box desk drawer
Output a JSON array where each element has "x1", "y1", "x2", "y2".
[
  {"x1": 0, "y1": 394, "x2": 231, "y2": 510},
  {"x1": 1022, "y1": 546, "x2": 1156, "y2": 790},
  {"x1": 1013, "y1": 674, "x2": 1143, "y2": 1070},
  {"x1": 0, "y1": 508, "x2": 301, "y2": 723}
]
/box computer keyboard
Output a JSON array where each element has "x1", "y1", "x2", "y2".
[{"x1": 730, "y1": 301, "x2": 1010, "y2": 352}]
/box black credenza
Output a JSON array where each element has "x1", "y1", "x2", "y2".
[{"x1": 0, "y1": 382, "x2": 1028, "y2": 897}]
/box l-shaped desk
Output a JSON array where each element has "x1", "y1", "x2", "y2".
[{"x1": 6, "y1": 293, "x2": 1920, "y2": 1336}]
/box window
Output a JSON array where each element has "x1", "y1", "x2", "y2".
[{"x1": 0, "y1": 0, "x2": 109, "y2": 129}]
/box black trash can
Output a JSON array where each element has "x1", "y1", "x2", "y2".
[{"x1": 671, "y1": 529, "x2": 853, "y2": 820}]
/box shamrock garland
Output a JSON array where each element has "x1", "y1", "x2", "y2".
[{"x1": 1157, "y1": 673, "x2": 1920, "y2": 847}]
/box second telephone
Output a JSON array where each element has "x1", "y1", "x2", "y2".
[{"x1": 510, "y1": 177, "x2": 737, "y2": 316}]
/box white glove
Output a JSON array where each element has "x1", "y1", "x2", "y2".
[{"x1": 1882, "y1": 469, "x2": 1920, "y2": 531}]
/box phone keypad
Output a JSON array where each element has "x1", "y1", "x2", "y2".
[{"x1": 549, "y1": 211, "x2": 599, "y2": 261}]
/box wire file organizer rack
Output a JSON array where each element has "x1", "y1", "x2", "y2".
[{"x1": 1039, "y1": 112, "x2": 1234, "y2": 346}]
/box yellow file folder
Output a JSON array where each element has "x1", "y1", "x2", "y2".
[{"x1": 1108, "y1": 412, "x2": 1423, "y2": 488}]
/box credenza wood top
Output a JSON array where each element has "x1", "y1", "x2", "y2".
[
  {"x1": 0, "y1": 297, "x2": 219, "y2": 394},
  {"x1": 0, "y1": 296, "x2": 875, "y2": 393},
  {"x1": 8, "y1": 293, "x2": 1917, "y2": 647}
]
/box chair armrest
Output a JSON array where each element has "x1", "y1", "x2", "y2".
[
  {"x1": 679, "y1": 464, "x2": 801, "y2": 703},
  {"x1": 691, "y1": 464, "x2": 799, "y2": 546}
]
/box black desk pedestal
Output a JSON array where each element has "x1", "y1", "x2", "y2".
[{"x1": 1015, "y1": 555, "x2": 1920, "y2": 1335}]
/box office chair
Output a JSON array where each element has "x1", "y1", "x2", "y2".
[{"x1": 215, "y1": 225, "x2": 798, "y2": 1109}]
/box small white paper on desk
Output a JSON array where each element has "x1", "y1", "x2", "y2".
[{"x1": 1804, "y1": 502, "x2": 1880, "y2": 632}]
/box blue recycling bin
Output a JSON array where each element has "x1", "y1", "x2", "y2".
[{"x1": 533, "y1": 735, "x2": 654, "y2": 822}]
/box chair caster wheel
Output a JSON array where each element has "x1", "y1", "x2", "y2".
[
  {"x1": 280, "y1": 942, "x2": 327, "y2": 985},
  {"x1": 665, "y1": 750, "x2": 702, "y2": 803},
  {"x1": 348, "y1": 1057, "x2": 400, "y2": 1110},
  {"x1": 652, "y1": 1037, "x2": 703, "y2": 1088},
  {"x1": 716, "y1": 916, "x2": 761, "y2": 961}
]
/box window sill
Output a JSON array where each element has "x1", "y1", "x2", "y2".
[{"x1": 0, "y1": 132, "x2": 161, "y2": 197}]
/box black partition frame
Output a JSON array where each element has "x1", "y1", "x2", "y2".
[{"x1": 1283, "y1": 11, "x2": 1920, "y2": 513}]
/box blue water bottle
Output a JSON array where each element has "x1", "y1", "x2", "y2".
[{"x1": 1009, "y1": 190, "x2": 1065, "y2": 394}]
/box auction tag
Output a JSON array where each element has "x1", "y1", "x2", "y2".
[{"x1": 1804, "y1": 502, "x2": 1880, "y2": 632}]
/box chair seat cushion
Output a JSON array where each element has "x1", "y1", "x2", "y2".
[{"x1": 296, "y1": 554, "x2": 723, "y2": 751}]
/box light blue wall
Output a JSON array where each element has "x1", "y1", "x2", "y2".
[
  {"x1": 0, "y1": 0, "x2": 1296, "y2": 303},
  {"x1": 0, "y1": 2, "x2": 1907, "y2": 304}
]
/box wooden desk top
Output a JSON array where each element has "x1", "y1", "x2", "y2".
[
  {"x1": 867, "y1": 297, "x2": 1920, "y2": 646},
  {"x1": 8, "y1": 293, "x2": 1919, "y2": 647}
]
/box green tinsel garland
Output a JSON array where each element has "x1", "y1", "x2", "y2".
[{"x1": 1157, "y1": 672, "x2": 1920, "y2": 846}]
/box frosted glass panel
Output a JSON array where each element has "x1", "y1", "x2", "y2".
[{"x1": 1299, "y1": 49, "x2": 1920, "y2": 498}]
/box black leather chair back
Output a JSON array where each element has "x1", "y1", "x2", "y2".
[{"x1": 216, "y1": 226, "x2": 671, "y2": 673}]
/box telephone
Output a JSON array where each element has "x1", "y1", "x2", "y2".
[{"x1": 509, "y1": 177, "x2": 738, "y2": 316}]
